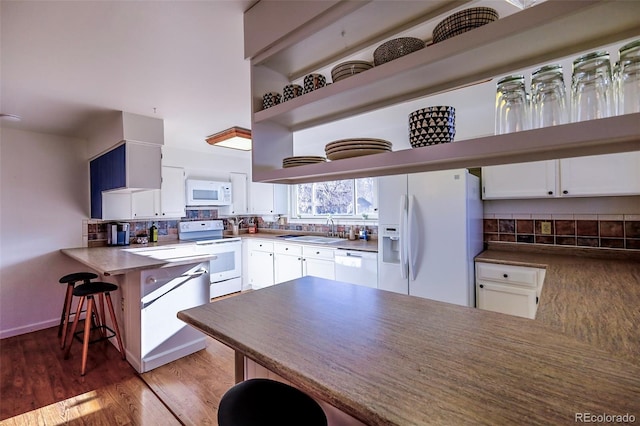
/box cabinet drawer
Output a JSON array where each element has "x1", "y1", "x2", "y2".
[
  {"x1": 274, "y1": 243, "x2": 302, "y2": 256},
  {"x1": 476, "y1": 262, "x2": 539, "y2": 288},
  {"x1": 247, "y1": 240, "x2": 274, "y2": 252},
  {"x1": 477, "y1": 281, "x2": 537, "y2": 319},
  {"x1": 303, "y1": 246, "x2": 335, "y2": 260}
]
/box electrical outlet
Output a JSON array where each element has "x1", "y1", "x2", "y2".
[{"x1": 541, "y1": 221, "x2": 552, "y2": 235}]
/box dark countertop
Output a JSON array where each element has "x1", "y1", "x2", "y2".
[
  {"x1": 178, "y1": 276, "x2": 640, "y2": 425},
  {"x1": 476, "y1": 242, "x2": 640, "y2": 366}
]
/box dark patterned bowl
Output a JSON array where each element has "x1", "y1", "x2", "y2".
[
  {"x1": 282, "y1": 84, "x2": 303, "y2": 102},
  {"x1": 409, "y1": 106, "x2": 456, "y2": 147},
  {"x1": 303, "y1": 73, "x2": 327, "y2": 93},
  {"x1": 373, "y1": 37, "x2": 425, "y2": 66},
  {"x1": 432, "y1": 7, "x2": 499, "y2": 44},
  {"x1": 331, "y1": 60, "x2": 373, "y2": 82},
  {"x1": 262, "y1": 92, "x2": 281, "y2": 110}
]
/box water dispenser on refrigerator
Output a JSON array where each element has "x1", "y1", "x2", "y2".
[{"x1": 381, "y1": 225, "x2": 401, "y2": 264}]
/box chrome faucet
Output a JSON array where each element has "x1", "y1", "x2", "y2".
[{"x1": 326, "y1": 216, "x2": 335, "y2": 237}]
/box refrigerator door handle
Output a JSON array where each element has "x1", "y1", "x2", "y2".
[
  {"x1": 399, "y1": 194, "x2": 408, "y2": 279},
  {"x1": 408, "y1": 195, "x2": 418, "y2": 281}
]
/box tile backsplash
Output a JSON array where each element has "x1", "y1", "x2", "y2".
[
  {"x1": 484, "y1": 215, "x2": 639, "y2": 250},
  {"x1": 86, "y1": 209, "x2": 378, "y2": 246}
]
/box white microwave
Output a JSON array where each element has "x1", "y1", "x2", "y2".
[{"x1": 186, "y1": 179, "x2": 232, "y2": 206}]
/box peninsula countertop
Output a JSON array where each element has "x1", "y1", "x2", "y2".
[
  {"x1": 60, "y1": 240, "x2": 214, "y2": 275},
  {"x1": 178, "y1": 276, "x2": 640, "y2": 426},
  {"x1": 476, "y1": 242, "x2": 640, "y2": 366}
]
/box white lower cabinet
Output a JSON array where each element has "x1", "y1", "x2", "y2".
[
  {"x1": 302, "y1": 246, "x2": 335, "y2": 280},
  {"x1": 475, "y1": 262, "x2": 546, "y2": 319},
  {"x1": 273, "y1": 243, "x2": 335, "y2": 284},
  {"x1": 247, "y1": 240, "x2": 274, "y2": 289},
  {"x1": 249, "y1": 240, "x2": 338, "y2": 289},
  {"x1": 274, "y1": 243, "x2": 303, "y2": 284}
]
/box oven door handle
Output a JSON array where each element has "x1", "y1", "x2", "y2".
[{"x1": 141, "y1": 268, "x2": 208, "y2": 309}]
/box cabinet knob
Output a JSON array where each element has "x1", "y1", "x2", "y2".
[
  {"x1": 562, "y1": 190, "x2": 568, "y2": 194},
  {"x1": 547, "y1": 191, "x2": 553, "y2": 195},
  {"x1": 503, "y1": 274, "x2": 508, "y2": 278},
  {"x1": 316, "y1": 251, "x2": 320, "y2": 255},
  {"x1": 479, "y1": 284, "x2": 484, "y2": 289},
  {"x1": 285, "y1": 247, "x2": 288, "y2": 251},
  {"x1": 269, "y1": 253, "x2": 272, "y2": 256}
]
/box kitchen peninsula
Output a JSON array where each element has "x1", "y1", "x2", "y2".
[{"x1": 178, "y1": 276, "x2": 640, "y2": 426}]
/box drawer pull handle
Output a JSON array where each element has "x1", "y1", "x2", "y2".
[{"x1": 503, "y1": 274, "x2": 508, "y2": 278}]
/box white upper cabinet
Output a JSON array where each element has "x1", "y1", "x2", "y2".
[
  {"x1": 159, "y1": 166, "x2": 186, "y2": 217},
  {"x1": 244, "y1": 1, "x2": 640, "y2": 184},
  {"x1": 249, "y1": 182, "x2": 288, "y2": 215},
  {"x1": 559, "y1": 152, "x2": 640, "y2": 197},
  {"x1": 482, "y1": 152, "x2": 640, "y2": 199},
  {"x1": 482, "y1": 160, "x2": 558, "y2": 199}
]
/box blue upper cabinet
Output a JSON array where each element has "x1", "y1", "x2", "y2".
[{"x1": 90, "y1": 142, "x2": 161, "y2": 219}]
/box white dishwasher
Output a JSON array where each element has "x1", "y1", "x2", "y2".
[{"x1": 334, "y1": 250, "x2": 378, "y2": 288}]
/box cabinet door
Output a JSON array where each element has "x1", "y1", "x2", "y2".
[
  {"x1": 482, "y1": 160, "x2": 558, "y2": 199},
  {"x1": 303, "y1": 258, "x2": 335, "y2": 280},
  {"x1": 248, "y1": 250, "x2": 274, "y2": 289},
  {"x1": 274, "y1": 253, "x2": 303, "y2": 284},
  {"x1": 560, "y1": 152, "x2": 640, "y2": 196},
  {"x1": 230, "y1": 172, "x2": 248, "y2": 215},
  {"x1": 131, "y1": 190, "x2": 159, "y2": 219},
  {"x1": 160, "y1": 166, "x2": 185, "y2": 217},
  {"x1": 90, "y1": 144, "x2": 126, "y2": 218},
  {"x1": 250, "y1": 182, "x2": 288, "y2": 214},
  {"x1": 477, "y1": 281, "x2": 537, "y2": 319},
  {"x1": 126, "y1": 143, "x2": 161, "y2": 189}
]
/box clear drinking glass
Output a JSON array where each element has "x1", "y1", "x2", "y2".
[
  {"x1": 571, "y1": 51, "x2": 613, "y2": 122},
  {"x1": 531, "y1": 64, "x2": 568, "y2": 128},
  {"x1": 618, "y1": 39, "x2": 640, "y2": 115},
  {"x1": 495, "y1": 75, "x2": 530, "y2": 134}
]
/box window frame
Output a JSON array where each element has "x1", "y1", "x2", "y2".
[{"x1": 292, "y1": 177, "x2": 378, "y2": 219}]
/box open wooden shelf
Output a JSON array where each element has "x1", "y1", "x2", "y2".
[
  {"x1": 253, "y1": 113, "x2": 640, "y2": 184},
  {"x1": 248, "y1": 0, "x2": 640, "y2": 183}
]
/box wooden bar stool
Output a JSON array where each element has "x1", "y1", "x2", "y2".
[
  {"x1": 63, "y1": 281, "x2": 125, "y2": 376},
  {"x1": 58, "y1": 272, "x2": 98, "y2": 349},
  {"x1": 217, "y1": 378, "x2": 327, "y2": 426}
]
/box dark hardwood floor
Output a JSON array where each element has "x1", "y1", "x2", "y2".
[{"x1": 1, "y1": 323, "x2": 235, "y2": 425}]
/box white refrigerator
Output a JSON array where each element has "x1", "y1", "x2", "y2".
[{"x1": 377, "y1": 169, "x2": 483, "y2": 307}]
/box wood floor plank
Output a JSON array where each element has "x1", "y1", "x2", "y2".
[
  {"x1": 140, "y1": 337, "x2": 234, "y2": 425},
  {"x1": 2, "y1": 295, "x2": 242, "y2": 425}
]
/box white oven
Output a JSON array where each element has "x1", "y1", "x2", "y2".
[
  {"x1": 197, "y1": 238, "x2": 242, "y2": 299},
  {"x1": 179, "y1": 220, "x2": 242, "y2": 299}
]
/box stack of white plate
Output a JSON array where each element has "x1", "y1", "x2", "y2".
[
  {"x1": 282, "y1": 156, "x2": 327, "y2": 168},
  {"x1": 324, "y1": 138, "x2": 392, "y2": 161}
]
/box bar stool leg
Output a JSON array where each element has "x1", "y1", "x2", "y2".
[
  {"x1": 64, "y1": 296, "x2": 85, "y2": 360},
  {"x1": 105, "y1": 292, "x2": 125, "y2": 360},
  {"x1": 98, "y1": 293, "x2": 106, "y2": 338},
  {"x1": 80, "y1": 296, "x2": 94, "y2": 376},
  {"x1": 60, "y1": 283, "x2": 75, "y2": 348}
]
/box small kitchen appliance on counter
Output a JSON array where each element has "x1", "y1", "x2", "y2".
[{"x1": 107, "y1": 222, "x2": 130, "y2": 246}]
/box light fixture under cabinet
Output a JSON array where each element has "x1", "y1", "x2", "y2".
[{"x1": 206, "y1": 126, "x2": 251, "y2": 151}]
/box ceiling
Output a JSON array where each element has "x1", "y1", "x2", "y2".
[{"x1": 1, "y1": 0, "x2": 255, "y2": 152}]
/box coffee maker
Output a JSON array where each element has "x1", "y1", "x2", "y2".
[{"x1": 107, "y1": 222, "x2": 130, "y2": 246}]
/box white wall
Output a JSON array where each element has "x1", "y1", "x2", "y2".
[
  {"x1": 162, "y1": 144, "x2": 251, "y2": 182},
  {"x1": 0, "y1": 128, "x2": 89, "y2": 338}
]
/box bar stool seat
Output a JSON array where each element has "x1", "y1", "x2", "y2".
[
  {"x1": 217, "y1": 378, "x2": 327, "y2": 426},
  {"x1": 63, "y1": 281, "x2": 125, "y2": 376},
  {"x1": 58, "y1": 272, "x2": 97, "y2": 349}
]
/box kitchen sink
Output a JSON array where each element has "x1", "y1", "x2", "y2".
[{"x1": 282, "y1": 236, "x2": 344, "y2": 244}]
